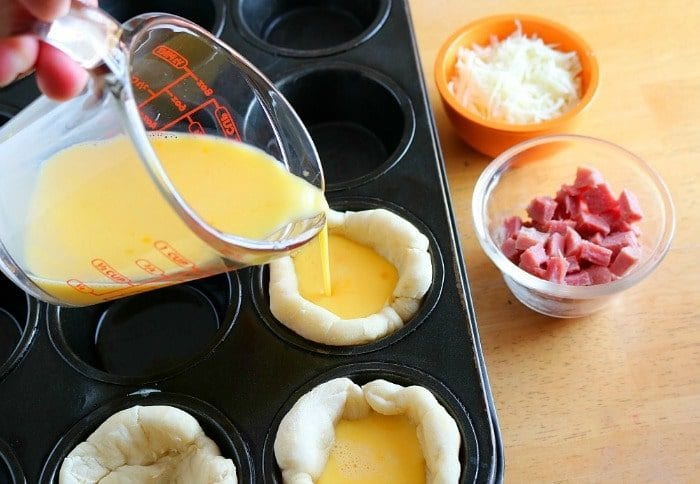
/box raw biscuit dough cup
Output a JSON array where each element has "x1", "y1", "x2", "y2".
[{"x1": 40, "y1": 391, "x2": 254, "y2": 483}]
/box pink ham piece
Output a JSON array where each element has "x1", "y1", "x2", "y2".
[
  {"x1": 519, "y1": 244, "x2": 547, "y2": 277},
  {"x1": 601, "y1": 231, "x2": 639, "y2": 255},
  {"x1": 618, "y1": 189, "x2": 644, "y2": 222},
  {"x1": 501, "y1": 237, "x2": 519, "y2": 261},
  {"x1": 582, "y1": 183, "x2": 618, "y2": 214},
  {"x1": 574, "y1": 166, "x2": 604, "y2": 190},
  {"x1": 565, "y1": 271, "x2": 592, "y2": 286},
  {"x1": 584, "y1": 265, "x2": 615, "y2": 285},
  {"x1": 526, "y1": 196, "x2": 558, "y2": 225},
  {"x1": 576, "y1": 211, "x2": 611, "y2": 236},
  {"x1": 499, "y1": 167, "x2": 643, "y2": 286},
  {"x1": 546, "y1": 219, "x2": 574, "y2": 235},
  {"x1": 503, "y1": 216, "x2": 522, "y2": 239},
  {"x1": 579, "y1": 240, "x2": 613, "y2": 266},
  {"x1": 546, "y1": 232, "x2": 566, "y2": 257},
  {"x1": 609, "y1": 246, "x2": 641, "y2": 276},
  {"x1": 565, "y1": 256, "x2": 581, "y2": 274},
  {"x1": 545, "y1": 256, "x2": 569, "y2": 283},
  {"x1": 515, "y1": 227, "x2": 549, "y2": 250},
  {"x1": 564, "y1": 226, "x2": 583, "y2": 256},
  {"x1": 589, "y1": 232, "x2": 604, "y2": 245}
]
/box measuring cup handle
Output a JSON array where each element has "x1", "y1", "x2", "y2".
[{"x1": 1, "y1": 0, "x2": 123, "y2": 71}]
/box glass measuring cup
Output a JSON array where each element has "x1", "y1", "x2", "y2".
[{"x1": 0, "y1": 2, "x2": 325, "y2": 307}]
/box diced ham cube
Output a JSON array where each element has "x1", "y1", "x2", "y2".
[
  {"x1": 618, "y1": 189, "x2": 644, "y2": 222},
  {"x1": 600, "y1": 231, "x2": 639, "y2": 255},
  {"x1": 526, "y1": 196, "x2": 558, "y2": 225},
  {"x1": 589, "y1": 232, "x2": 604, "y2": 245},
  {"x1": 582, "y1": 183, "x2": 618, "y2": 214},
  {"x1": 565, "y1": 256, "x2": 581, "y2": 274},
  {"x1": 574, "y1": 166, "x2": 605, "y2": 190},
  {"x1": 613, "y1": 220, "x2": 642, "y2": 237},
  {"x1": 564, "y1": 226, "x2": 583, "y2": 256},
  {"x1": 563, "y1": 195, "x2": 581, "y2": 218},
  {"x1": 501, "y1": 238, "x2": 520, "y2": 261},
  {"x1": 545, "y1": 256, "x2": 569, "y2": 283},
  {"x1": 579, "y1": 240, "x2": 613, "y2": 266},
  {"x1": 503, "y1": 216, "x2": 523, "y2": 239},
  {"x1": 546, "y1": 232, "x2": 566, "y2": 257},
  {"x1": 515, "y1": 227, "x2": 549, "y2": 250},
  {"x1": 601, "y1": 208, "x2": 621, "y2": 228},
  {"x1": 576, "y1": 211, "x2": 611, "y2": 235},
  {"x1": 584, "y1": 265, "x2": 614, "y2": 285},
  {"x1": 499, "y1": 167, "x2": 644, "y2": 286},
  {"x1": 565, "y1": 271, "x2": 592, "y2": 286},
  {"x1": 546, "y1": 220, "x2": 574, "y2": 234},
  {"x1": 609, "y1": 246, "x2": 641, "y2": 276},
  {"x1": 556, "y1": 184, "x2": 579, "y2": 200},
  {"x1": 519, "y1": 244, "x2": 547, "y2": 277}
]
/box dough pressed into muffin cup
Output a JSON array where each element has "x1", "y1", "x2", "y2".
[
  {"x1": 269, "y1": 208, "x2": 433, "y2": 346},
  {"x1": 273, "y1": 377, "x2": 461, "y2": 483},
  {"x1": 59, "y1": 405, "x2": 237, "y2": 484}
]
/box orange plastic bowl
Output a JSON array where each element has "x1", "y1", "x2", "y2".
[{"x1": 435, "y1": 14, "x2": 599, "y2": 158}]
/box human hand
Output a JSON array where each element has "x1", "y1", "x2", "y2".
[{"x1": 0, "y1": 0, "x2": 97, "y2": 100}]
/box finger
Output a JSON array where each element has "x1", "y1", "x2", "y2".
[
  {"x1": 18, "y1": 0, "x2": 70, "y2": 22},
  {"x1": 35, "y1": 42, "x2": 88, "y2": 100},
  {"x1": 0, "y1": 35, "x2": 39, "y2": 87}
]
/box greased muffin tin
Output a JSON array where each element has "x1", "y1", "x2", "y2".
[{"x1": 0, "y1": 1, "x2": 503, "y2": 482}]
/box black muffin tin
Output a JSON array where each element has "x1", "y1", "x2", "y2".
[{"x1": 0, "y1": 1, "x2": 503, "y2": 482}]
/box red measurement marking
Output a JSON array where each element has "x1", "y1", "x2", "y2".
[
  {"x1": 91, "y1": 259, "x2": 133, "y2": 285},
  {"x1": 137, "y1": 45, "x2": 241, "y2": 139},
  {"x1": 188, "y1": 121, "x2": 204, "y2": 134},
  {"x1": 141, "y1": 112, "x2": 158, "y2": 129},
  {"x1": 153, "y1": 45, "x2": 188, "y2": 69},
  {"x1": 137, "y1": 72, "x2": 190, "y2": 109},
  {"x1": 196, "y1": 78, "x2": 213, "y2": 96},
  {"x1": 135, "y1": 259, "x2": 165, "y2": 276},
  {"x1": 215, "y1": 106, "x2": 240, "y2": 139},
  {"x1": 67, "y1": 279, "x2": 96, "y2": 294},
  {"x1": 153, "y1": 241, "x2": 199, "y2": 270}
]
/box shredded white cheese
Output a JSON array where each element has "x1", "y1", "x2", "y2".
[{"x1": 448, "y1": 20, "x2": 582, "y2": 124}]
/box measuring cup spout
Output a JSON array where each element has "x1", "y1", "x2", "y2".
[{"x1": 2, "y1": 0, "x2": 124, "y2": 74}]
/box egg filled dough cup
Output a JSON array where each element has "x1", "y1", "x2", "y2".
[
  {"x1": 269, "y1": 208, "x2": 433, "y2": 346},
  {"x1": 274, "y1": 377, "x2": 461, "y2": 483}
]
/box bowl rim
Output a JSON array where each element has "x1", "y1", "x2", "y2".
[
  {"x1": 472, "y1": 133, "x2": 676, "y2": 299},
  {"x1": 434, "y1": 13, "x2": 600, "y2": 133}
]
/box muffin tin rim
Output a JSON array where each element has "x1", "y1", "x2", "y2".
[
  {"x1": 38, "y1": 388, "x2": 255, "y2": 484},
  {"x1": 231, "y1": 0, "x2": 392, "y2": 58},
  {"x1": 0, "y1": 437, "x2": 25, "y2": 484},
  {"x1": 0, "y1": 292, "x2": 40, "y2": 383},
  {"x1": 45, "y1": 271, "x2": 242, "y2": 386},
  {"x1": 261, "y1": 360, "x2": 480, "y2": 483},
  {"x1": 251, "y1": 196, "x2": 445, "y2": 356},
  {"x1": 271, "y1": 60, "x2": 417, "y2": 192}
]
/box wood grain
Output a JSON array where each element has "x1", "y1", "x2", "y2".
[{"x1": 407, "y1": 0, "x2": 700, "y2": 481}]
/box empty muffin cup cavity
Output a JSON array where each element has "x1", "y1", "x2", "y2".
[
  {"x1": 101, "y1": 0, "x2": 224, "y2": 35},
  {"x1": 252, "y1": 198, "x2": 443, "y2": 355},
  {"x1": 39, "y1": 390, "x2": 253, "y2": 483},
  {"x1": 0, "y1": 275, "x2": 40, "y2": 382},
  {"x1": 48, "y1": 273, "x2": 240, "y2": 385},
  {"x1": 263, "y1": 362, "x2": 477, "y2": 483},
  {"x1": 236, "y1": 0, "x2": 390, "y2": 56},
  {"x1": 261, "y1": 65, "x2": 414, "y2": 190}
]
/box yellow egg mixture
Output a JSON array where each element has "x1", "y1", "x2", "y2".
[
  {"x1": 318, "y1": 411, "x2": 426, "y2": 484},
  {"x1": 292, "y1": 232, "x2": 399, "y2": 319},
  {"x1": 24, "y1": 133, "x2": 326, "y2": 305}
]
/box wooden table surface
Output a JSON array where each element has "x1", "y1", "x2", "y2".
[{"x1": 408, "y1": 0, "x2": 699, "y2": 481}]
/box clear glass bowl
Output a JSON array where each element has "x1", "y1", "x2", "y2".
[{"x1": 472, "y1": 134, "x2": 675, "y2": 317}]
